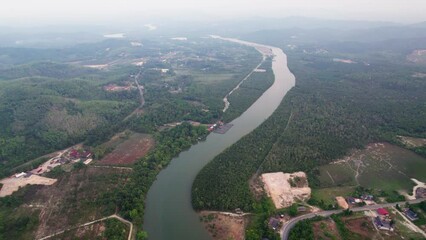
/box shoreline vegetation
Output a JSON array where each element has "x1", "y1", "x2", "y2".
[{"x1": 192, "y1": 32, "x2": 426, "y2": 239}]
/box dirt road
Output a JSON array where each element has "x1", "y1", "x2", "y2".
[
  {"x1": 38, "y1": 214, "x2": 134, "y2": 240},
  {"x1": 124, "y1": 68, "x2": 145, "y2": 121}
]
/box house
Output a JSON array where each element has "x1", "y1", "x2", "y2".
[
  {"x1": 374, "y1": 216, "x2": 393, "y2": 231},
  {"x1": 416, "y1": 187, "x2": 426, "y2": 199},
  {"x1": 297, "y1": 207, "x2": 307, "y2": 212},
  {"x1": 361, "y1": 194, "x2": 374, "y2": 201},
  {"x1": 268, "y1": 218, "x2": 280, "y2": 230},
  {"x1": 234, "y1": 208, "x2": 243, "y2": 214},
  {"x1": 347, "y1": 197, "x2": 362, "y2": 204},
  {"x1": 83, "y1": 159, "x2": 93, "y2": 165},
  {"x1": 70, "y1": 149, "x2": 79, "y2": 158},
  {"x1": 377, "y1": 208, "x2": 389, "y2": 216},
  {"x1": 70, "y1": 149, "x2": 92, "y2": 159},
  {"x1": 404, "y1": 209, "x2": 419, "y2": 221},
  {"x1": 15, "y1": 172, "x2": 26, "y2": 178},
  {"x1": 81, "y1": 151, "x2": 92, "y2": 158}
]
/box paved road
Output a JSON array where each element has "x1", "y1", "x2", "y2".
[
  {"x1": 38, "y1": 214, "x2": 134, "y2": 240},
  {"x1": 91, "y1": 165, "x2": 133, "y2": 171},
  {"x1": 282, "y1": 198, "x2": 426, "y2": 240},
  {"x1": 123, "y1": 68, "x2": 144, "y2": 121},
  {"x1": 222, "y1": 54, "x2": 266, "y2": 112}
]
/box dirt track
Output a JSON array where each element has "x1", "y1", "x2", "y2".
[{"x1": 38, "y1": 214, "x2": 133, "y2": 240}]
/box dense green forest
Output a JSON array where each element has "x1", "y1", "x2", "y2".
[
  {"x1": 192, "y1": 34, "x2": 426, "y2": 222},
  {"x1": 288, "y1": 218, "x2": 315, "y2": 240},
  {"x1": 0, "y1": 65, "x2": 138, "y2": 177},
  {"x1": 0, "y1": 187, "x2": 40, "y2": 240},
  {"x1": 0, "y1": 38, "x2": 261, "y2": 178}
]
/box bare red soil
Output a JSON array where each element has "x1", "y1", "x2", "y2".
[{"x1": 100, "y1": 133, "x2": 155, "y2": 165}]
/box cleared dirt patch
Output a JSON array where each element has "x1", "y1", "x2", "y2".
[
  {"x1": 261, "y1": 172, "x2": 311, "y2": 209},
  {"x1": 0, "y1": 175, "x2": 56, "y2": 197},
  {"x1": 30, "y1": 167, "x2": 131, "y2": 239},
  {"x1": 407, "y1": 49, "x2": 426, "y2": 63},
  {"x1": 343, "y1": 216, "x2": 377, "y2": 239},
  {"x1": 99, "y1": 133, "x2": 154, "y2": 165},
  {"x1": 312, "y1": 219, "x2": 341, "y2": 240},
  {"x1": 398, "y1": 135, "x2": 426, "y2": 148},
  {"x1": 199, "y1": 211, "x2": 248, "y2": 240},
  {"x1": 336, "y1": 196, "x2": 349, "y2": 209}
]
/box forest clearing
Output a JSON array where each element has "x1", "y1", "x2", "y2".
[
  {"x1": 261, "y1": 172, "x2": 311, "y2": 209},
  {"x1": 99, "y1": 133, "x2": 155, "y2": 165},
  {"x1": 199, "y1": 211, "x2": 249, "y2": 240},
  {"x1": 0, "y1": 175, "x2": 56, "y2": 197}
]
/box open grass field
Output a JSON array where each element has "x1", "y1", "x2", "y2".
[
  {"x1": 317, "y1": 164, "x2": 357, "y2": 187},
  {"x1": 99, "y1": 132, "x2": 155, "y2": 165},
  {"x1": 317, "y1": 143, "x2": 426, "y2": 193},
  {"x1": 191, "y1": 72, "x2": 237, "y2": 84},
  {"x1": 311, "y1": 186, "x2": 356, "y2": 207}
]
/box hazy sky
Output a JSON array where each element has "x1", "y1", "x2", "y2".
[{"x1": 1, "y1": 0, "x2": 425, "y2": 26}]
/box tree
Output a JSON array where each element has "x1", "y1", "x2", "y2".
[
  {"x1": 136, "y1": 231, "x2": 148, "y2": 240},
  {"x1": 288, "y1": 203, "x2": 298, "y2": 217}
]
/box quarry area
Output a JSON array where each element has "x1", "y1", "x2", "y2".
[{"x1": 261, "y1": 171, "x2": 311, "y2": 209}]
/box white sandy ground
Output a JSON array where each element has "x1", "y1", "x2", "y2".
[
  {"x1": 83, "y1": 64, "x2": 108, "y2": 69},
  {"x1": 261, "y1": 172, "x2": 311, "y2": 209},
  {"x1": 398, "y1": 135, "x2": 426, "y2": 148},
  {"x1": 0, "y1": 175, "x2": 56, "y2": 197},
  {"x1": 336, "y1": 196, "x2": 349, "y2": 209}
]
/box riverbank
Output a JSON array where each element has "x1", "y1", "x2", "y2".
[{"x1": 143, "y1": 36, "x2": 295, "y2": 239}]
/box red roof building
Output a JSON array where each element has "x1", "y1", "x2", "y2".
[{"x1": 377, "y1": 208, "x2": 389, "y2": 216}]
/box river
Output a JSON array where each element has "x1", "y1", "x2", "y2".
[{"x1": 143, "y1": 37, "x2": 296, "y2": 240}]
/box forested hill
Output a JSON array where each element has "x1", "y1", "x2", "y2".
[
  {"x1": 0, "y1": 37, "x2": 265, "y2": 178},
  {"x1": 0, "y1": 62, "x2": 97, "y2": 80},
  {"x1": 192, "y1": 30, "x2": 426, "y2": 212}
]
